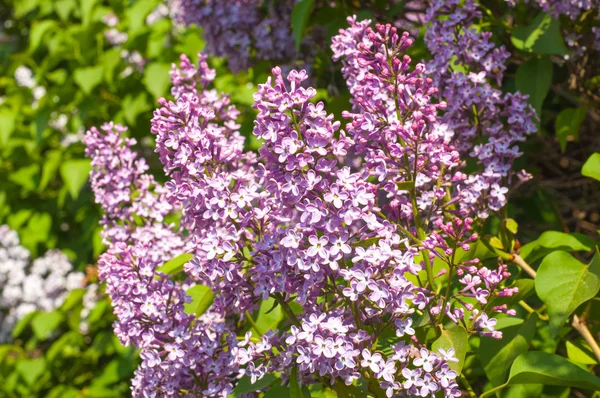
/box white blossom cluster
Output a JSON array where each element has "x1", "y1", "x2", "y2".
[
  {"x1": 13, "y1": 66, "x2": 46, "y2": 107},
  {"x1": 0, "y1": 225, "x2": 85, "y2": 341}
]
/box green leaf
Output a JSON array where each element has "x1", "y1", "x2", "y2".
[
  {"x1": 488, "y1": 278, "x2": 535, "y2": 308},
  {"x1": 125, "y1": 0, "x2": 159, "y2": 37},
  {"x1": 0, "y1": 107, "x2": 16, "y2": 145},
  {"x1": 505, "y1": 218, "x2": 519, "y2": 234},
  {"x1": 263, "y1": 381, "x2": 289, "y2": 398},
  {"x1": 54, "y1": 0, "x2": 76, "y2": 21},
  {"x1": 515, "y1": 56, "x2": 552, "y2": 119},
  {"x1": 535, "y1": 250, "x2": 600, "y2": 336},
  {"x1": 17, "y1": 357, "x2": 46, "y2": 386},
  {"x1": 507, "y1": 351, "x2": 600, "y2": 390},
  {"x1": 291, "y1": 0, "x2": 315, "y2": 51},
  {"x1": 74, "y1": 66, "x2": 104, "y2": 95},
  {"x1": 20, "y1": 212, "x2": 52, "y2": 254},
  {"x1": 289, "y1": 367, "x2": 302, "y2": 398},
  {"x1": 395, "y1": 180, "x2": 414, "y2": 191},
  {"x1": 39, "y1": 150, "x2": 62, "y2": 191},
  {"x1": 80, "y1": 0, "x2": 98, "y2": 26},
  {"x1": 555, "y1": 107, "x2": 587, "y2": 152},
  {"x1": 29, "y1": 20, "x2": 56, "y2": 53},
  {"x1": 456, "y1": 239, "x2": 498, "y2": 263},
  {"x1": 60, "y1": 159, "x2": 92, "y2": 199},
  {"x1": 11, "y1": 311, "x2": 38, "y2": 338},
  {"x1": 232, "y1": 374, "x2": 277, "y2": 396},
  {"x1": 351, "y1": 237, "x2": 381, "y2": 249},
  {"x1": 142, "y1": 63, "x2": 172, "y2": 100},
  {"x1": 255, "y1": 297, "x2": 285, "y2": 335},
  {"x1": 122, "y1": 93, "x2": 151, "y2": 126},
  {"x1": 32, "y1": 310, "x2": 64, "y2": 340},
  {"x1": 60, "y1": 288, "x2": 86, "y2": 312},
  {"x1": 511, "y1": 13, "x2": 568, "y2": 55},
  {"x1": 157, "y1": 253, "x2": 194, "y2": 275},
  {"x1": 183, "y1": 285, "x2": 214, "y2": 317},
  {"x1": 431, "y1": 324, "x2": 468, "y2": 373},
  {"x1": 480, "y1": 314, "x2": 538, "y2": 386},
  {"x1": 519, "y1": 231, "x2": 594, "y2": 263},
  {"x1": 582, "y1": 153, "x2": 600, "y2": 181},
  {"x1": 566, "y1": 340, "x2": 599, "y2": 365}
]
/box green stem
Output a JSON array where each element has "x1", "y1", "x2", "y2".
[
  {"x1": 245, "y1": 311, "x2": 263, "y2": 336},
  {"x1": 518, "y1": 300, "x2": 549, "y2": 321},
  {"x1": 274, "y1": 293, "x2": 301, "y2": 327},
  {"x1": 479, "y1": 382, "x2": 509, "y2": 398},
  {"x1": 458, "y1": 375, "x2": 477, "y2": 398}
]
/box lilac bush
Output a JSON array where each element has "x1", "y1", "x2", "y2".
[{"x1": 82, "y1": 11, "x2": 544, "y2": 394}]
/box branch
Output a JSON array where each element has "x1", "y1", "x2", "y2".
[
  {"x1": 510, "y1": 253, "x2": 537, "y2": 279},
  {"x1": 571, "y1": 315, "x2": 600, "y2": 363}
]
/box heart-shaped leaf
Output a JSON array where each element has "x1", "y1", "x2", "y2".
[
  {"x1": 431, "y1": 324, "x2": 467, "y2": 373},
  {"x1": 535, "y1": 250, "x2": 600, "y2": 336}
]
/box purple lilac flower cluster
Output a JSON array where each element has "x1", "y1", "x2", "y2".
[
  {"x1": 85, "y1": 122, "x2": 241, "y2": 397},
  {"x1": 418, "y1": 0, "x2": 537, "y2": 217},
  {"x1": 88, "y1": 22, "x2": 523, "y2": 397},
  {"x1": 171, "y1": 0, "x2": 301, "y2": 73},
  {"x1": 511, "y1": 0, "x2": 599, "y2": 20}
]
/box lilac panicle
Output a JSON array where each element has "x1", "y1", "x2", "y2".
[{"x1": 87, "y1": 13, "x2": 527, "y2": 392}]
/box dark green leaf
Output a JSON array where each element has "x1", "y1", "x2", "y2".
[
  {"x1": 232, "y1": 374, "x2": 277, "y2": 396},
  {"x1": 291, "y1": 0, "x2": 315, "y2": 52},
  {"x1": 480, "y1": 314, "x2": 538, "y2": 386},
  {"x1": 351, "y1": 237, "x2": 381, "y2": 248},
  {"x1": 515, "y1": 56, "x2": 552, "y2": 119},
  {"x1": 11, "y1": 311, "x2": 38, "y2": 338},
  {"x1": 555, "y1": 107, "x2": 587, "y2": 152},
  {"x1": 511, "y1": 13, "x2": 568, "y2": 55},
  {"x1": 289, "y1": 367, "x2": 302, "y2": 398}
]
